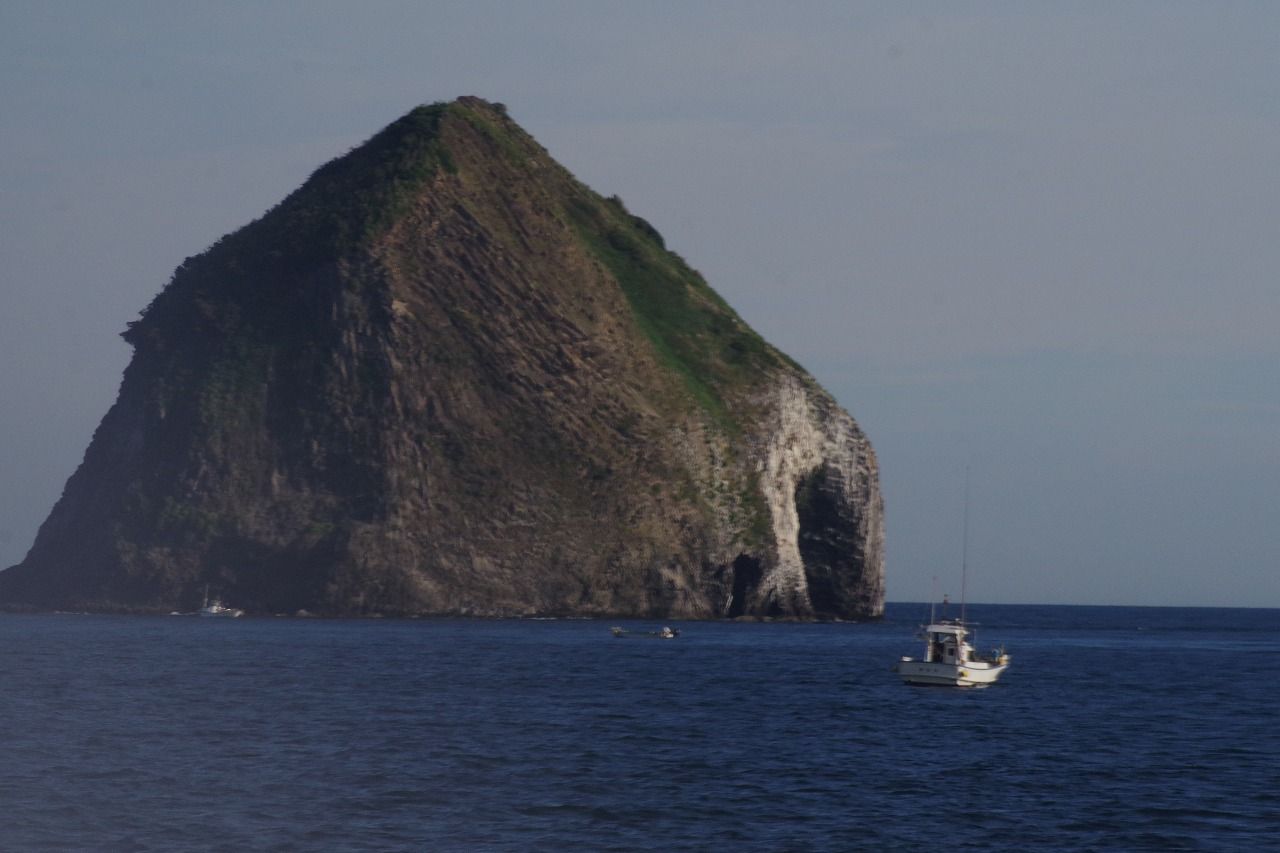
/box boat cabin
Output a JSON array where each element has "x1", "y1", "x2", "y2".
[{"x1": 922, "y1": 623, "x2": 967, "y2": 664}]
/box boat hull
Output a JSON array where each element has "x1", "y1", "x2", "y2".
[{"x1": 896, "y1": 659, "x2": 1007, "y2": 688}]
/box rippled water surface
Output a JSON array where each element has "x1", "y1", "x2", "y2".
[{"x1": 2, "y1": 604, "x2": 1277, "y2": 851}]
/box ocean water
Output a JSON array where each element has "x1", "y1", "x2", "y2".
[{"x1": 1, "y1": 603, "x2": 1276, "y2": 851}]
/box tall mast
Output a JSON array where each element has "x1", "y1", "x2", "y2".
[{"x1": 960, "y1": 467, "x2": 970, "y2": 626}]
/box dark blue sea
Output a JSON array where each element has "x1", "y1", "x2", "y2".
[{"x1": 2, "y1": 603, "x2": 1277, "y2": 851}]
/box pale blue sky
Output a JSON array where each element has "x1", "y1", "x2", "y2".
[{"x1": 2, "y1": 2, "x2": 1277, "y2": 606}]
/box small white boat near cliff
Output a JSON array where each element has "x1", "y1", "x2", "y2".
[
  {"x1": 610, "y1": 626, "x2": 679, "y2": 639},
  {"x1": 896, "y1": 620, "x2": 1009, "y2": 687},
  {"x1": 199, "y1": 587, "x2": 243, "y2": 618}
]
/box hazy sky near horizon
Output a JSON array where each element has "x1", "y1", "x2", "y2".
[{"x1": 2, "y1": 2, "x2": 1277, "y2": 607}]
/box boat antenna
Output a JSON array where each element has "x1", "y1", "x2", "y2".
[
  {"x1": 929, "y1": 575, "x2": 937, "y2": 624},
  {"x1": 960, "y1": 466, "x2": 970, "y2": 626}
]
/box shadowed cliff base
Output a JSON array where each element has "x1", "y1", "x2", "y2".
[{"x1": 0, "y1": 97, "x2": 884, "y2": 620}]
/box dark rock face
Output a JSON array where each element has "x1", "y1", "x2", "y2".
[
  {"x1": 0, "y1": 97, "x2": 884, "y2": 619},
  {"x1": 796, "y1": 465, "x2": 878, "y2": 618}
]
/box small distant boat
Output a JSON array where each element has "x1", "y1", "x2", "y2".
[
  {"x1": 199, "y1": 586, "x2": 243, "y2": 618},
  {"x1": 896, "y1": 620, "x2": 1009, "y2": 687},
  {"x1": 610, "y1": 626, "x2": 679, "y2": 639}
]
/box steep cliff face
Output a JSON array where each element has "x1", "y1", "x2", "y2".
[{"x1": 0, "y1": 97, "x2": 884, "y2": 618}]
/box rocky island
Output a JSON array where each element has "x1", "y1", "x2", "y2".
[{"x1": 0, "y1": 97, "x2": 884, "y2": 619}]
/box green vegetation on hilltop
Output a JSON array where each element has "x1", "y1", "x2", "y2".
[{"x1": 565, "y1": 192, "x2": 783, "y2": 426}]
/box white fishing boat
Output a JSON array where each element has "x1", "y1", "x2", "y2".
[
  {"x1": 199, "y1": 586, "x2": 243, "y2": 618},
  {"x1": 896, "y1": 470, "x2": 1009, "y2": 687},
  {"x1": 896, "y1": 620, "x2": 1009, "y2": 687}
]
